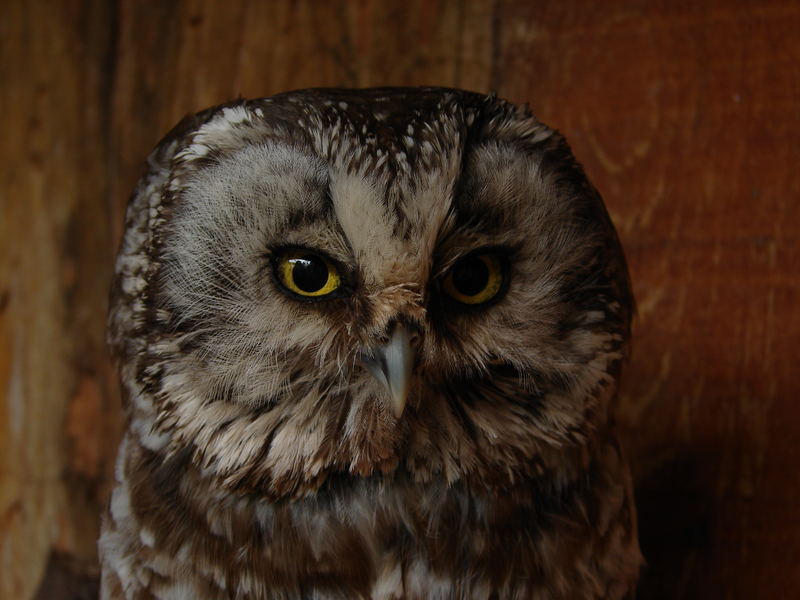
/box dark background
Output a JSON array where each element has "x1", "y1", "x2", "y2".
[{"x1": 1, "y1": 1, "x2": 798, "y2": 598}]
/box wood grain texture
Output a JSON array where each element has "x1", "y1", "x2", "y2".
[
  {"x1": 1, "y1": 1, "x2": 797, "y2": 598},
  {"x1": 1, "y1": 2, "x2": 119, "y2": 599}
]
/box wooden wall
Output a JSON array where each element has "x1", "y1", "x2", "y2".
[{"x1": 1, "y1": 1, "x2": 797, "y2": 598}]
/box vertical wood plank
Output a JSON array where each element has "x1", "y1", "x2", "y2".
[{"x1": 0, "y1": 1, "x2": 118, "y2": 598}]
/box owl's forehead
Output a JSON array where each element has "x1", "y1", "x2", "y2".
[
  {"x1": 177, "y1": 89, "x2": 507, "y2": 180},
  {"x1": 267, "y1": 88, "x2": 486, "y2": 183},
  {"x1": 270, "y1": 87, "x2": 483, "y2": 156}
]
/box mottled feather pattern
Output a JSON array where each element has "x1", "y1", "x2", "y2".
[{"x1": 101, "y1": 88, "x2": 640, "y2": 599}]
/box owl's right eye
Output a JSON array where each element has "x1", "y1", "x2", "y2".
[{"x1": 273, "y1": 249, "x2": 343, "y2": 299}]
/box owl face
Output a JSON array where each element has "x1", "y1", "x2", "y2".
[{"x1": 113, "y1": 88, "x2": 631, "y2": 498}]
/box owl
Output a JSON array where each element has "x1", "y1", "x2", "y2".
[{"x1": 99, "y1": 87, "x2": 641, "y2": 599}]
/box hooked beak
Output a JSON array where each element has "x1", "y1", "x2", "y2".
[{"x1": 360, "y1": 324, "x2": 415, "y2": 418}]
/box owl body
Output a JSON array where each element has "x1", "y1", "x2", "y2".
[{"x1": 100, "y1": 88, "x2": 641, "y2": 599}]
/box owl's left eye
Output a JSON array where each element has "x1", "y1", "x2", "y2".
[
  {"x1": 441, "y1": 251, "x2": 508, "y2": 306},
  {"x1": 273, "y1": 249, "x2": 343, "y2": 298}
]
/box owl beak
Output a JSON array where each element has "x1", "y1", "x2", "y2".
[{"x1": 361, "y1": 324, "x2": 415, "y2": 418}]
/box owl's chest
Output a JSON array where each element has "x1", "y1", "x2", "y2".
[
  {"x1": 112, "y1": 435, "x2": 637, "y2": 599},
  {"x1": 213, "y1": 475, "x2": 579, "y2": 598}
]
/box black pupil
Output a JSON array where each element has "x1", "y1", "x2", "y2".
[
  {"x1": 292, "y1": 255, "x2": 329, "y2": 293},
  {"x1": 452, "y1": 256, "x2": 489, "y2": 297}
]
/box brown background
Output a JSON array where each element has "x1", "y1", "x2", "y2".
[{"x1": 1, "y1": 1, "x2": 798, "y2": 598}]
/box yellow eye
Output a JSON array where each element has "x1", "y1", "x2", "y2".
[
  {"x1": 442, "y1": 252, "x2": 506, "y2": 306},
  {"x1": 274, "y1": 249, "x2": 342, "y2": 298}
]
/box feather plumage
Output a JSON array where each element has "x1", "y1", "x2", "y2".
[{"x1": 100, "y1": 87, "x2": 640, "y2": 599}]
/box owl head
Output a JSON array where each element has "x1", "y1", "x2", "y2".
[{"x1": 109, "y1": 88, "x2": 632, "y2": 499}]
